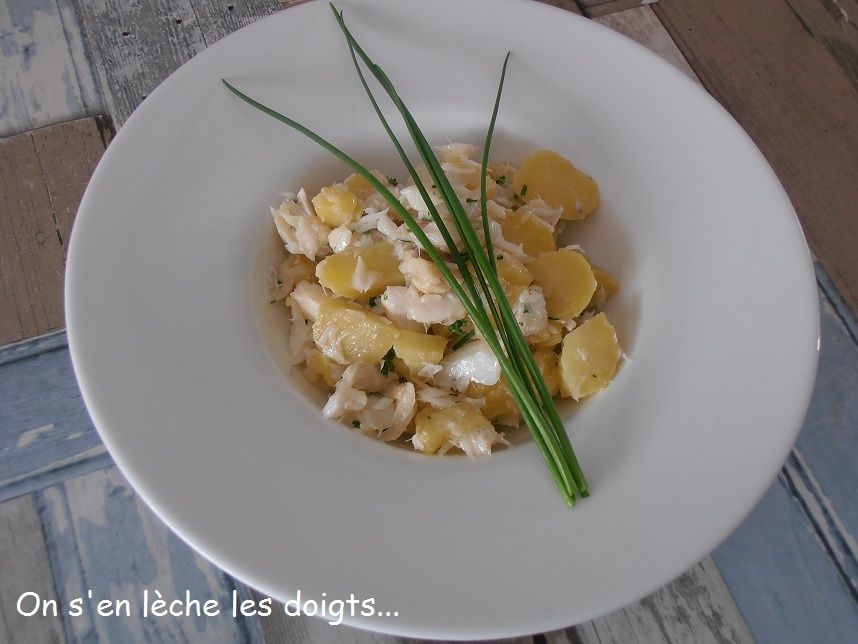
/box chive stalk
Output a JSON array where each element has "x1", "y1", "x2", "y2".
[{"x1": 222, "y1": 4, "x2": 589, "y2": 504}]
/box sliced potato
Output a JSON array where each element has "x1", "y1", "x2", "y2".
[
  {"x1": 312, "y1": 184, "x2": 363, "y2": 227},
  {"x1": 316, "y1": 241, "x2": 404, "y2": 299},
  {"x1": 533, "y1": 349, "x2": 561, "y2": 396},
  {"x1": 528, "y1": 249, "x2": 597, "y2": 320},
  {"x1": 466, "y1": 379, "x2": 519, "y2": 425},
  {"x1": 302, "y1": 347, "x2": 346, "y2": 389},
  {"x1": 312, "y1": 300, "x2": 398, "y2": 364},
  {"x1": 496, "y1": 255, "x2": 533, "y2": 287},
  {"x1": 559, "y1": 313, "x2": 621, "y2": 400},
  {"x1": 412, "y1": 401, "x2": 494, "y2": 454},
  {"x1": 498, "y1": 209, "x2": 556, "y2": 257},
  {"x1": 393, "y1": 330, "x2": 447, "y2": 373},
  {"x1": 513, "y1": 149, "x2": 599, "y2": 220},
  {"x1": 528, "y1": 321, "x2": 564, "y2": 348}
]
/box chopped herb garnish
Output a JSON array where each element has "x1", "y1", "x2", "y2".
[
  {"x1": 269, "y1": 299, "x2": 277, "y2": 304},
  {"x1": 496, "y1": 254, "x2": 504, "y2": 260},
  {"x1": 368, "y1": 296, "x2": 379, "y2": 307},
  {"x1": 448, "y1": 319, "x2": 468, "y2": 335},
  {"x1": 380, "y1": 346, "x2": 396, "y2": 375},
  {"x1": 223, "y1": 5, "x2": 589, "y2": 506},
  {"x1": 523, "y1": 306, "x2": 531, "y2": 314},
  {"x1": 274, "y1": 277, "x2": 283, "y2": 287},
  {"x1": 451, "y1": 329, "x2": 475, "y2": 350},
  {"x1": 466, "y1": 197, "x2": 478, "y2": 203},
  {"x1": 520, "y1": 184, "x2": 528, "y2": 197},
  {"x1": 352, "y1": 420, "x2": 361, "y2": 428},
  {"x1": 548, "y1": 316, "x2": 560, "y2": 321},
  {"x1": 387, "y1": 176, "x2": 398, "y2": 186}
]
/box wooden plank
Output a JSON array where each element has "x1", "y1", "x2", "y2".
[
  {"x1": 0, "y1": 332, "x2": 109, "y2": 503},
  {"x1": 535, "y1": 0, "x2": 585, "y2": 16},
  {"x1": 35, "y1": 466, "x2": 264, "y2": 643},
  {"x1": 546, "y1": 558, "x2": 752, "y2": 644},
  {"x1": 76, "y1": 0, "x2": 280, "y2": 126},
  {"x1": 0, "y1": 117, "x2": 110, "y2": 346},
  {"x1": 0, "y1": 0, "x2": 104, "y2": 137},
  {"x1": 785, "y1": 0, "x2": 858, "y2": 92},
  {"x1": 580, "y1": 0, "x2": 658, "y2": 18},
  {"x1": 0, "y1": 129, "x2": 66, "y2": 344},
  {"x1": 30, "y1": 116, "x2": 113, "y2": 255},
  {"x1": 594, "y1": 5, "x2": 695, "y2": 80},
  {"x1": 654, "y1": 0, "x2": 858, "y2": 320},
  {"x1": 0, "y1": 494, "x2": 66, "y2": 644}
]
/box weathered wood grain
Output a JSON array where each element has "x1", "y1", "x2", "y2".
[
  {"x1": 579, "y1": 0, "x2": 658, "y2": 18},
  {"x1": 654, "y1": 0, "x2": 858, "y2": 320},
  {"x1": 593, "y1": 5, "x2": 694, "y2": 80},
  {"x1": 545, "y1": 558, "x2": 753, "y2": 644},
  {"x1": 0, "y1": 130, "x2": 66, "y2": 344},
  {"x1": 535, "y1": 0, "x2": 585, "y2": 16},
  {"x1": 76, "y1": 0, "x2": 280, "y2": 126},
  {"x1": 0, "y1": 0, "x2": 104, "y2": 137},
  {"x1": 0, "y1": 116, "x2": 110, "y2": 346},
  {"x1": 35, "y1": 466, "x2": 265, "y2": 643},
  {"x1": 0, "y1": 494, "x2": 66, "y2": 644},
  {"x1": 0, "y1": 331, "x2": 109, "y2": 504},
  {"x1": 785, "y1": 0, "x2": 858, "y2": 92}
]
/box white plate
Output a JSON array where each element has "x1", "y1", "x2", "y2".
[{"x1": 66, "y1": 0, "x2": 819, "y2": 639}]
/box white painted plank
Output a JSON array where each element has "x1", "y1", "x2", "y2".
[
  {"x1": 37, "y1": 467, "x2": 264, "y2": 643},
  {"x1": 0, "y1": 494, "x2": 66, "y2": 644},
  {"x1": 546, "y1": 559, "x2": 753, "y2": 644},
  {"x1": 0, "y1": 0, "x2": 103, "y2": 137},
  {"x1": 76, "y1": 0, "x2": 279, "y2": 126}
]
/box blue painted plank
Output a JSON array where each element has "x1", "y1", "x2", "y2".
[
  {"x1": 36, "y1": 466, "x2": 264, "y2": 643},
  {"x1": 0, "y1": 331, "x2": 109, "y2": 502},
  {"x1": 713, "y1": 280, "x2": 858, "y2": 644}
]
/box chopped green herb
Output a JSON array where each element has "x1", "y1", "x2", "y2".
[
  {"x1": 387, "y1": 176, "x2": 398, "y2": 186},
  {"x1": 548, "y1": 316, "x2": 560, "y2": 321},
  {"x1": 497, "y1": 175, "x2": 507, "y2": 186},
  {"x1": 448, "y1": 319, "x2": 468, "y2": 335},
  {"x1": 451, "y1": 329, "x2": 475, "y2": 350},
  {"x1": 523, "y1": 306, "x2": 531, "y2": 314},
  {"x1": 269, "y1": 299, "x2": 277, "y2": 304},
  {"x1": 274, "y1": 277, "x2": 283, "y2": 287},
  {"x1": 520, "y1": 184, "x2": 528, "y2": 197},
  {"x1": 496, "y1": 254, "x2": 504, "y2": 260},
  {"x1": 368, "y1": 296, "x2": 379, "y2": 307},
  {"x1": 380, "y1": 346, "x2": 396, "y2": 375},
  {"x1": 352, "y1": 420, "x2": 361, "y2": 428},
  {"x1": 466, "y1": 197, "x2": 478, "y2": 203}
]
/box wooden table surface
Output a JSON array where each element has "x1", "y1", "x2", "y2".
[{"x1": 2, "y1": 1, "x2": 857, "y2": 642}]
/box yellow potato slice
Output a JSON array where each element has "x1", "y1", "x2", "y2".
[
  {"x1": 496, "y1": 255, "x2": 533, "y2": 287},
  {"x1": 498, "y1": 210, "x2": 556, "y2": 257},
  {"x1": 312, "y1": 184, "x2": 364, "y2": 227},
  {"x1": 412, "y1": 401, "x2": 494, "y2": 454},
  {"x1": 559, "y1": 313, "x2": 621, "y2": 400},
  {"x1": 393, "y1": 330, "x2": 447, "y2": 373},
  {"x1": 302, "y1": 348, "x2": 346, "y2": 390},
  {"x1": 312, "y1": 300, "x2": 399, "y2": 364},
  {"x1": 528, "y1": 249, "x2": 597, "y2": 320},
  {"x1": 532, "y1": 349, "x2": 561, "y2": 396},
  {"x1": 316, "y1": 242, "x2": 404, "y2": 299},
  {"x1": 513, "y1": 149, "x2": 599, "y2": 220},
  {"x1": 467, "y1": 379, "x2": 520, "y2": 425}
]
